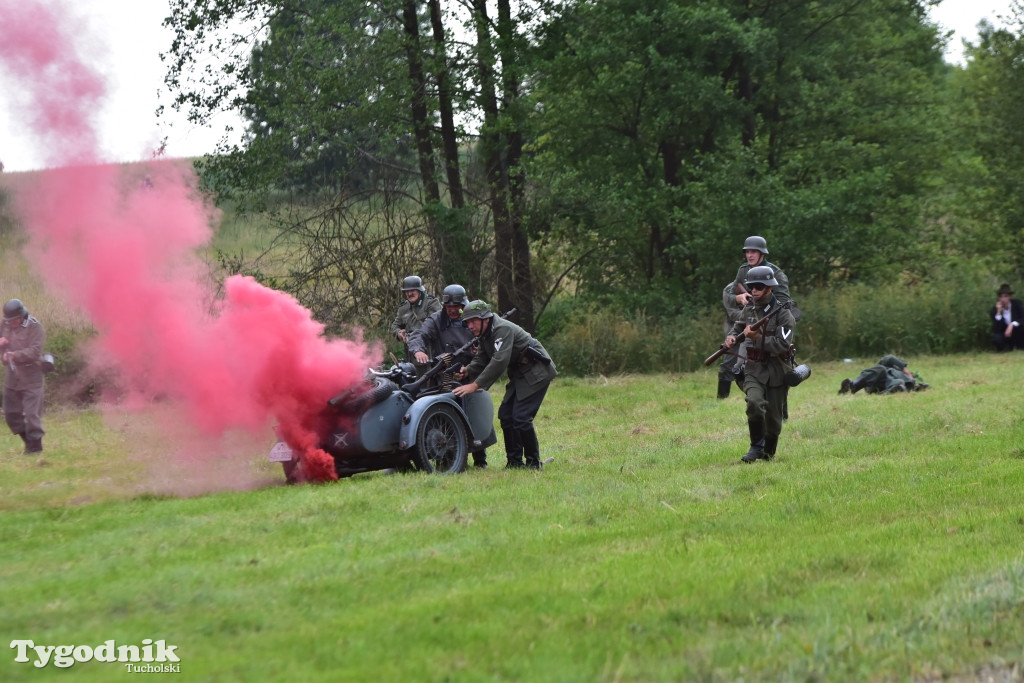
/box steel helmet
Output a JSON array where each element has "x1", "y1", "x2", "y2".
[
  {"x1": 461, "y1": 300, "x2": 494, "y2": 320},
  {"x1": 3, "y1": 299, "x2": 27, "y2": 321},
  {"x1": 742, "y1": 235, "x2": 769, "y2": 254},
  {"x1": 401, "y1": 275, "x2": 425, "y2": 293},
  {"x1": 745, "y1": 266, "x2": 778, "y2": 288},
  {"x1": 441, "y1": 284, "x2": 469, "y2": 307}
]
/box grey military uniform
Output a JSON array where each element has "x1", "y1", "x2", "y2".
[
  {"x1": 718, "y1": 282, "x2": 746, "y2": 391},
  {"x1": 844, "y1": 355, "x2": 926, "y2": 394},
  {"x1": 464, "y1": 316, "x2": 556, "y2": 470},
  {"x1": 464, "y1": 316, "x2": 556, "y2": 399},
  {"x1": 408, "y1": 310, "x2": 473, "y2": 362},
  {"x1": 733, "y1": 260, "x2": 792, "y2": 305},
  {"x1": 389, "y1": 294, "x2": 441, "y2": 356},
  {"x1": 1, "y1": 315, "x2": 46, "y2": 443},
  {"x1": 728, "y1": 296, "x2": 796, "y2": 455}
]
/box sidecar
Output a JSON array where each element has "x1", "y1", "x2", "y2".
[{"x1": 269, "y1": 361, "x2": 496, "y2": 481}]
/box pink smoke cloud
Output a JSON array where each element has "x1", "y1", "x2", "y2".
[{"x1": 2, "y1": 0, "x2": 380, "y2": 484}]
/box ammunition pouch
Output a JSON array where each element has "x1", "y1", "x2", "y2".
[{"x1": 745, "y1": 348, "x2": 766, "y2": 363}]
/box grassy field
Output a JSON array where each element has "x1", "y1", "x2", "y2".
[{"x1": 2, "y1": 353, "x2": 1023, "y2": 681}]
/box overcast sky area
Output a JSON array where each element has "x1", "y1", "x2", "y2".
[{"x1": 0, "y1": 0, "x2": 1017, "y2": 173}]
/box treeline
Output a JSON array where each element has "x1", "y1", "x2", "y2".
[{"x1": 163, "y1": 0, "x2": 1024, "y2": 365}]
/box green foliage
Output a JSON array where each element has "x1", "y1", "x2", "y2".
[
  {"x1": 531, "y1": 0, "x2": 948, "y2": 310},
  {"x1": 541, "y1": 262, "x2": 1001, "y2": 374},
  {"x1": 3, "y1": 354, "x2": 1024, "y2": 680},
  {"x1": 937, "y1": 7, "x2": 1024, "y2": 276},
  {"x1": 540, "y1": 302, "x2": 720, "y2": 375},
  {"x1": 799, "y1": 263, "x2": 995, "y2": 360},
  {"x1": 43, "y1": 328, "x2": 102, "y2": 406}
]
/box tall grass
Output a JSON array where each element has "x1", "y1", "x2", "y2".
[{"x1": 542, "y1": 263, "x2": 1002, "y2": 375}]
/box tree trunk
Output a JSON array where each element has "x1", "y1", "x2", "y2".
[
  {"x1": 471, "y1": 1, "x2": 513, "y2": 312},
  {"x1": 401, "y1": 1, "x2": 447, "y2": 271},
  {"x1": 428, "y1": 0, "x2": 463, "y2": 210},
  {"x1": 427, "y1": 0, "x2": 481, "y2": 290},
  {"x1": 496, "y1": 0, "x2": 534, "y2": 330},
  {"x1": 472, "y1": 0, "x2": 534, "y2": 330}
]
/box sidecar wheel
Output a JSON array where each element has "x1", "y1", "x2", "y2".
[{"x1": 413, "y1": 404, "x2": 468, "y2": 474}]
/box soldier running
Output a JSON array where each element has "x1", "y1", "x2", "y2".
[{"x1": 723, "y1": 267, "x2": 797, "y2": 463}]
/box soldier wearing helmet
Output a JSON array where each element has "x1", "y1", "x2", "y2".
[
  {"x1": 731, "y1": 235, "x2": 792, "y2": 308},
  {"x1": 389, "y1": 275, "x2": 440, "y2": 359},
  {"x1": 408, "y1": 285, "x2": 494, "y2": 468},
  {"x1": 716, "y1": 281, "x2": 746, "y2": 399},
  {"x1": 0, "y1": 298, "x2": 47, "y2": 454},
  {"x1": 723, "y1": 267, "x2": 796, "y2": 463},
  {"x1": 454, "y1": 301, "x2": 557, "y2": 470}
]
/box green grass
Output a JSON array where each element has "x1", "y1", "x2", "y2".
[{"x1": 2, "y1": 353, "x2": 1023, "y2": 681}]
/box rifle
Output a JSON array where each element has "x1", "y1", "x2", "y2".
[
  {"x1": 401, "y1": 337, "x2": 477, "y2": 397},
  {"x1": 703, "y1": 302, "x2": 790, "y2": 367},
  {"x1": 401, "y1": 307, "x2": 517, "y2": 396}
]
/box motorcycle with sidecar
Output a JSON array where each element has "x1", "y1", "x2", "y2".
[{"x1": 269, "y1": 341, "x2": 495, "y2": 482}]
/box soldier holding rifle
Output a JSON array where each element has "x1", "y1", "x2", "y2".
[
  {"x1": 722, "y1": 266, "x2": 797, "y2": 463},
  {"x1": 408, "y1": 284, "x2": 493, "y2": 468}
]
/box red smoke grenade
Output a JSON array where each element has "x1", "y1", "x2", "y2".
[{"x1": 1, "y1": 0, "x2": 379, "y2": 482}]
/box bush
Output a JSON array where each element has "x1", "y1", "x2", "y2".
[
  {"x1": 541, "y1": 304, "x2": 721, "y2": 375},
  {"x1": 44, "y1": 327, "x2": 106, "y2": 406},
  {"x1": 541, "y1": 262, "x2": 1008, "y2": 376}
]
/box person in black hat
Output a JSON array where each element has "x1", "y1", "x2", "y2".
[{"x1": 990, "y1": 284, "x2": 1024, "y2": 352}]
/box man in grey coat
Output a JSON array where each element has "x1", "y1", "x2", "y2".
[
  {"x1": 389, "y1": 275, "x2": 440, "y2": 359},
  {"x1": 409, "y1": 284, "x2": 494, "y2": 468},
  {"x1": 454, "y1": 301, "x2": 557, "y2": 470},
  {"x1": 0, "y1": 299, "x2": 46, "y2": 454}
]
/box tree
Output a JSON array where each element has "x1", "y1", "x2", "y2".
[
  {"x1": 530, "y1": 0, "x2": 948, "y2": 312},
  {"x1": 939, "y1": 5, "x2": 1024, "y2": 277},
  {"x1": 163, "y1": 0, "x2": 532, "y2": 326}
]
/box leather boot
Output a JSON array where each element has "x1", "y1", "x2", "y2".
[
  {"x1": 503, "y1": 428, "x2": 524, "y2": 469},
  {"x1": 717, "y1": 379, "x2": 732, "y2": 399},
  {"x1": 472, "y1": 450, "x2": 488, "y2": 468},
  {"x1": 24, "y1": 438, "x2": 42, "y2": 455},
  {"x1": 741, "y1": 421, "x2": 765, "y2": 463},
  {"x1": 839, "y1": 377, "x2": 868, "y2": 394},
  {"x1": 519, "y1": 426, "x2": 542, "y2": 470},
  {"x1": 762, "y1": 434, "x2": 778, "y2": 461}
]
